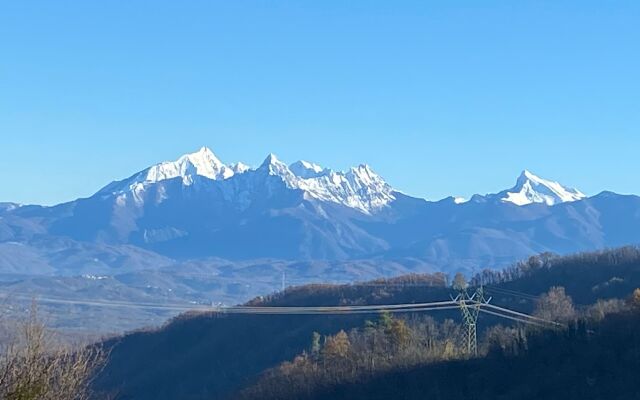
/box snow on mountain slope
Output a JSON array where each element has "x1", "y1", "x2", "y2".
[
  {"x1": 256, "y1": 154, "x2": 395, "y2": 213},
  {"x1": 100, "y1": 147, "x2": 241, "y2": 195},
  {"x1": 143, "y1": 146, "x2": 235, "y2": 183},
  {"x1": 499, "y1": 170, "x2": 586, "y2": 206},
  {"x1": 98, "y1": 147, "x2": 397, "y2": 214},
  {"x1": 289, "y1": 160, "x2": 326, "y2": 178},
  {"x1": 5, "y1": 147, "x2": 640, "y2": 270},
  {"x1": 95, "y1": 148, "x2": 585, "y2": 214}
]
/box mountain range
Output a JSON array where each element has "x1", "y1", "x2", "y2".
[
  {"x1": 3, "y1": 146, "x2": 638, "y2": 264},
  {"x1": 1, "y1": 147, "x2": 639, "y2": 332}
]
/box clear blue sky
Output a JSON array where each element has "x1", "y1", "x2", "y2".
[{"x1": 1, "y1": 1, "x2": 638, "y2": 205}]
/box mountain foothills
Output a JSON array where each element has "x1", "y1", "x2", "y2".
[
  {"x1": 1, "y1": 146, "x2": 639, "y2": 267},
  {"x1": 93, "y1": 247, "x2": 640, "y2": 400},
  {"x1": 1, "y1": 147, "x2": 640, "y2": 332}
]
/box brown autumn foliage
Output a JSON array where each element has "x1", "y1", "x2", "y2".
[
  {"x1": 239, "y1": 286, "x2": 640, "y2": 400},
  {"x1": 0, "y1": 304, "x2": 106, "y2": 400},
  {"x1": 533, "y1": 286, "x2": 576, "y2": 323},
  {"x1": 238, "y1": 312, "x2": 466, "y2": 399}
]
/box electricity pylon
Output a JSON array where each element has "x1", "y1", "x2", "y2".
[{"x1": 453, "y1": 285, "x2": 491, "y2": 356}]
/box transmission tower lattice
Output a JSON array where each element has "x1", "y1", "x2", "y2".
[{"x1": 454, "y1": 286, "x2": 491, "y2": 356}]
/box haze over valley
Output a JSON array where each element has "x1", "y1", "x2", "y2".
[{"x1": 1, "y1": 147, "x2": 639, "y2": 333}]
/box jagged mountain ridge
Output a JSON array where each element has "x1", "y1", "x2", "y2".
[
  {"x1": 96, "y1": 147, "x2": 588, "y2": 213},
  {"x1": 2, "y1": 146, "x2": 640, "y2": 266},
  {"x1": 98, "y1": 147, "x2": 396, "y2": 215}
]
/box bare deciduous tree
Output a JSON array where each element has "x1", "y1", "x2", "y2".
[
  {"x1": 533, "y1": 286, "x2": 576, "y2": 324},
  {"x1": 0, "y1": 303, "x2": 106, "y2": 400}
]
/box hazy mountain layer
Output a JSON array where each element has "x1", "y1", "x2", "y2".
[{"x1": 1, "y1": 148, "x2": 639, "y2": 333}]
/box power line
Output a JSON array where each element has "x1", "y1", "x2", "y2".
[
  {"x1": 482, "y1": 303, "x2": 562, "y2": 326},
  {"x1": 0, "y1": 293, "x2": 212, "y2": 312},
  {"x1": 485, "y1": 285, "x2": 539, "y2": 300},
  {"x1": 220, "y1": 300, "x2": 463, "y2": 314},
  {"x1": 478, "y1": 308, "x2": 546, "y2": 327},
  {"x1": 485, "y1": 287, "x2": 536, "y2": 300},
  {"x1": 0, "y1": 292, "x2": 467, "y2": 314},
  {"x1": 219, "y1": 305, "x2": 462, "y2": 315},
  {"x1": 1, "y1": 289, "x2": 562, "y2": 331}
]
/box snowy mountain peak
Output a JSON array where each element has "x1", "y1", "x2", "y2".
[
  {"x1": 98, "y1": 148, "x2": 396, "y2": 214},
  {"x1": 143, "y1": 146, "x2": 235, "y2": 183},
  {"x1": 252, "y1": 156, "x2": 395, "y2": 213},
  {"x1": 101, "y1": 146, "x2": 237, "y2": 194},
  {"x1": 194, "y1": 146, "x2": 216, "y2": 158},
  {"x1": 501, "y1": 170, "x2": 586, "y2": 206},
  {"x1": 259, "y1": 153, "x2": 292, "y2": 176},
  {"x1": 289, "y1": 160, "x2": 327, "y2": 178},
  {"x1": 516, "y1": 169, "x2": 543, "y2": 186},
  {"x1": 349, "y1": 164, "x2": 380, "y2": 183},
  {"x1": 261, "y1": 153, "x2": 281, "y2": 165}
]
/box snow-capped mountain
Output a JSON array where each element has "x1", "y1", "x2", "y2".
[
  {"x1": 97, "y1": 147, "x2": 591, "y2": 214},
  {"x1": 498, "y1": 170, "x2": 586, "y2": 206},
  {"x1": 99, "y1": 147, "x2": 396, "y2": 214},
  {"x1": 100, "y1": 147, "x2": 240, "y2": 195},
  {"x1": 3, "y1": 145, "x2": 640, "y2": 269},
  {"x1": 4, "y1": 146, "x2": 640, "y2": 340},
  {"x1": 261, "y1": 155, "x2": 395, "y2": 214},
  {"x1": 472, "y1": 169, "x2": 587, "y2": 206},
  {"x1": 289, "y1": 160, "x2": 326, "y2": 178}
]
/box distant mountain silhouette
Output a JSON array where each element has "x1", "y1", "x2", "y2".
[{"x1": 1, "y1": 147, "x2": 640, "y2": 271}]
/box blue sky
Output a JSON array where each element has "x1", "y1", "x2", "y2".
[{"x1": 1, "y1": 1, "x2": 638, "y2": 205}]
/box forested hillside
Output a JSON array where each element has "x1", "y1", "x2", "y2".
[
  {"x1": 95, "y1": 247, "x2": 640, "y2": 399},
  {"x1": 244, "y1": 302, "x2": 640, "y2": 400}
]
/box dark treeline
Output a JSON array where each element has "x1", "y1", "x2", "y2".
[
  {"x1": 247, "y1": 272, "x2": 449, "y2": 307},
  {"x1": 239, "y1": 289, "x2": 640, "y2": 400},
  {"x1": 472, "y1": 246, "x2": 640, "y2": 302},
  {"x1": 94, "y1": 246, "x2": 640, "y2": 399},
  {"x1": 474, "y1": 246, "x2": 640, "y2": 285}
]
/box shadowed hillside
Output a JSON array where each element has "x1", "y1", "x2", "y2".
[
  {"x1": 250, "y1": 307, "x2": 640, "y2": 400},
  {"x1": 94, "y1": 246, "x2": 640, "y2": 399}
]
